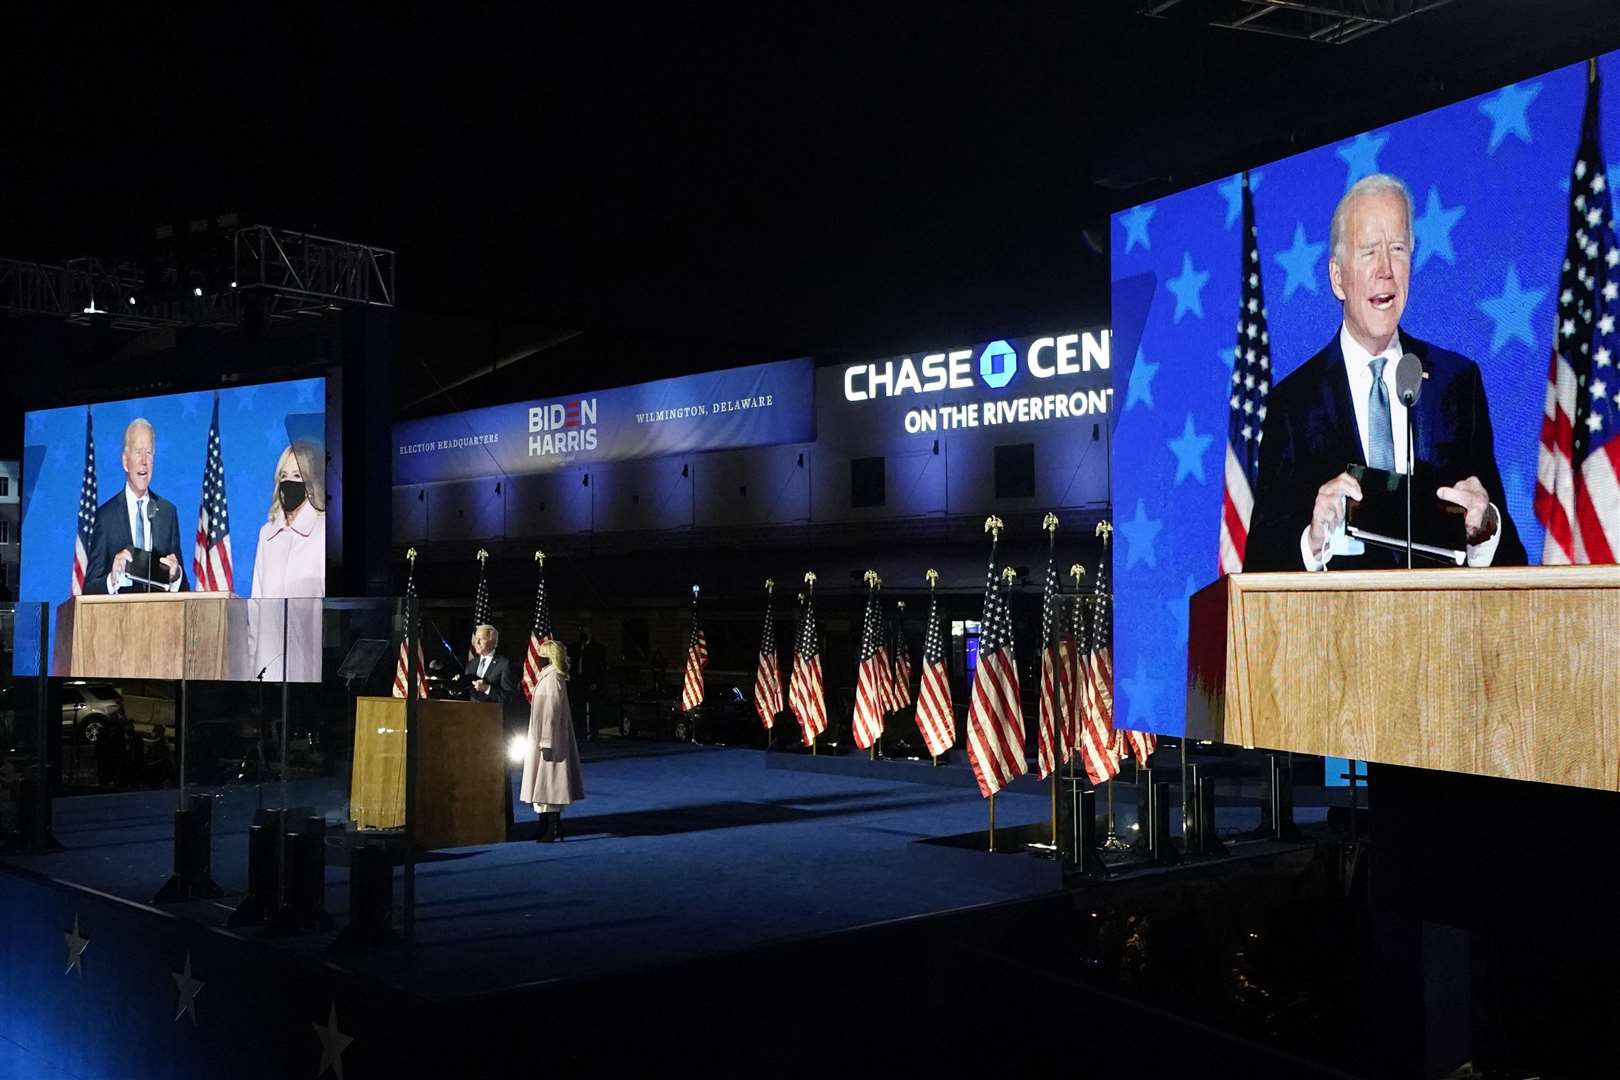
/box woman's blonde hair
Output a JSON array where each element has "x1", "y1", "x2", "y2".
[
  {"x1": 539, "y1": 638, "x2": 569, "y2": 678},
  {"x1": 267, "y1": 438, "x2": 327, "y2": 522}
]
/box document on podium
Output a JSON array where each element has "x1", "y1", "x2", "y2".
[
  {"x1": 1344, "y1": 463, "x2": 1469, "y2": 566},
  {"x1": 116, "y1": 550, "x2": 173, "y2": 593}
]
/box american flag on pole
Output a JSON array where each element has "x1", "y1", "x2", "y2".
[
  {"x1": 852, "y1": 571, "x2": 888, "y2": 750},
  {"x1": 520, "y1": 551, "x2": 554, "y2": 704},
  {"x1": 1222, "y1": 170, "x2": 1273, "y2": 574},
  {"x1": 753, "y1": 582, "x2": 783, "y2": 729},
  {"x1": 392, "y1": 551, "x2": 429, "y2": 699},
  {"x1": 1035, "y1": 515, "x2": 1066, "y2": 781},
  {"x1": 680, "y1": 588, "x2": 708, "y2": 713},
  {"x1": 1536, "y1": 63, "x2": 1620, "y2": 566},
  {"x1": 889, "y1": 602, "x2": 913, "y2": 711},
  {"x1": 1077, "y1": 528, "x2": 1122, "y2": 785},
  {"x1": 70, "y1": 408, "x2": 97, "y2": 597},
  {"x1": 467, "y1": 549, "x2": 491, "y2": 663},
  {"x1": 789, "y1": 575, "x2": 827, "y2": 746},
  {"x1": 965, "y1": 518, "x2": 1025, "y2": 798},
  {"x1": 191, "y1": 394, "x2": 235, "y2": 593},
  {"x1": 913, "y1": 573, "x2": 955, "y2": 759}
]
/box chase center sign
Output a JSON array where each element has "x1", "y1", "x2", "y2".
[{"x1": 840, "y1": 329, "x2": 1113, "y2": 434}]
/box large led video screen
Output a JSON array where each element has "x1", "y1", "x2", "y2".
[
  {"x1": 1109, "y1": 52, "x2": 1620, "y2": 737},
  {"x1": 20, "y1": 378, "x2": 328, "y2": 679}
]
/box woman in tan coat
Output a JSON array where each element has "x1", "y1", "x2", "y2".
[{"x1": 519, "y1": 639, "x2": 585, "y2": 841}]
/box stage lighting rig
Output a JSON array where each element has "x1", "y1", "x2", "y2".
[{"x1": 1133, "y1": 0, "x2": 1454, "y2": 44}]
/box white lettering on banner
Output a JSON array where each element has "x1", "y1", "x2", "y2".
[
  {"x1": 842, "y1": 331, "x2": 1108, "y2": 401},
  {"x1": 902, "y1": 389, "x2": 1114, "y2": 436},
  {"x1": 398, "y1": 434, "x2": 501, "y2": 455},
  {"x1": 528, "y1": 429, "x2": 600, "y2": 456}
]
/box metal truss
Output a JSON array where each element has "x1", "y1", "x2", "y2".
[
  {"x1": 0, "y1": 256, "x2": 194, "y2": 330},
  {"x1": 1137, "y1": 0, "x2": 1456, "y2": 44},
  {"x1": 234, "y1": 225, "x2": 395, "y2": 318}
]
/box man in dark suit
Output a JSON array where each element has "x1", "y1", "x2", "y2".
[
  {"x1": 1244, "y1": 173, "x2": 1526, "y2": 572},
  {"x1": 84, "y1": 418, "x2": 190, "y2": 593},
  {"x1": 465, "y1": 624, "x2": 518, "y2": 705}
]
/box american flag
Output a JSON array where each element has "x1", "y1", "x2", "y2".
[
  {"x1": 191, "y1": 394, "x2": 235, "y2": 593},
  {"x1": 753, "y1": 585, "x2": 782, "y2": 729},
  {"x1": 1035, "y1": 525, "x2": 1067, "y2": 781},
  {"x1": 1222, "y1": 170, "x2": 1273, "y2": 574},
  {"x1": 467, "y1": 550, "x2": 491, "y2": 663},
  {"x1": 789, "y1": 578, "x2": 827, "y2": 746},
  {"x1": 1536, "y1": 67, "x2": 1620, "y2": 565},
  {"x1": 680, "y1": 590, "x2": 708, "y2": 713},
  {"x1": 392, "y1": 554, "x2": 429, "y2": 699},
  {"x1": 965, "y1": 524, "x2": 1025, "y2": 799},
  {"x1": 520, "y1": 552, "x2": 554, "y2": 704},
  {"x1": 1058, "y1": 584, "x2": 1083, "y2": 764},
  {"x1": 1077, "y1": 533, "x2": 1121, "y2": 785},
  {"x1": 912, "y1": 578, "x2": 954, "y2": 759},
  {"x1": 889, "y1": 603, "x2": 913, "y2": 711},
  {"x1": 70, "y1": 408, "x2": 97, "y2": 597},
  {"x1": 852, "y1": 573, "x2": 888, "y2": 750}
]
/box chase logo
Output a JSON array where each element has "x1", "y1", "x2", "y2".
[{"x1": 978, "y1": 340, "x2": 1017, "y2": 389}]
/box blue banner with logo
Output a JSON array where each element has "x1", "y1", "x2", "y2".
[{"x1": 393, "y1": 358, "x2": 815, "y2": 484}]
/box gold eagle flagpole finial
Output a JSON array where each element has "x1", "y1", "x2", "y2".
[
  {"x1": 925, "y1": 568, "x2": 939, "y2": 590},
  {"x1": 984, "y1": 514, "x2": 1004, "y2": 541},
  {"x1": 804, "y1": 571, "x2": 817, "y2": 588},
  {"x1": 764, "y1": 578, "x2": 775, "y2": 594},
  {"x1": 1001, "y1": 566, "x2": 1017, "y2": 586},
  {"x1": 863, "y1": 569, "x2": 879, "y2": 589},
  {"x1": 476, "y1": 547, "x2": 490, "y2": 565},
  {"x1": 406, "y1": 546, "x2": 418, "y2": 568},
  {"x1": 1095, "y1": 521, "x2": 1113, "y2": 545},
  {"x1": 534, "y1": 550, "x2": 546, "y2": 567},
  {"x1": 1042, "y1": 512, "x2": 1058, "y2": 534},
  {"x1": 1069, "y1": 563, "x2": 1085, "y2": 586}
]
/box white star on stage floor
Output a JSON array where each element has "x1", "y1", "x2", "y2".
[
  {"x1": 63, "y1": 915, "x2": 89, "y2": 975},
  {"x1": 173, "y1": 951, "x2": 204, "y2": 1024},
  {"x1": 313, "y1": 1000, "x2": 355, "y2": 1078}
]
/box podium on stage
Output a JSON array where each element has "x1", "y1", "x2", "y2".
[
  {"x1": 52, "y1": 593, "x2": 244, "y2": 680},
  {"x1": 350, "y1": 696, "x2": 506, "y2": 849},
  {"x1": 1186, "y1": 565, "x2": 1620, "y2": 791}
]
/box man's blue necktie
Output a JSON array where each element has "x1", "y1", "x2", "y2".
[
  {"x1": 135, "y1": 498, "x2": 147, "y2": 550},
  {"x1": 1368, "y1": 356, "x2": 1395, "y2": 471}
]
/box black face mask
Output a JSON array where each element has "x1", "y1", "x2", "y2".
[{"x1": 279, "y1": 480, "x2": 307, "y2": 514}]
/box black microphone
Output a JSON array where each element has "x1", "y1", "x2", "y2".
[
  {"x1": 1394, "y1": 352, "x2": 1423, "y2": 567},
  {"x1": 1395, "y1": 352, "x2": 1424, "y2": 407}
]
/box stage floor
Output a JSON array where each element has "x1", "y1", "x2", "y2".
[{"x1": 3, "y1": 740, "x2": 1057, "y2": 1000}]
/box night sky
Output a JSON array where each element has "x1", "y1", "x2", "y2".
[{"x1": 3, "y1": 3, "x2": 1617, "y2": 424}]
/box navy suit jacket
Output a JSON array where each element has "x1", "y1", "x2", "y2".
[
  {"x1": 84, "y1": 489, "x2": 191, "y2": 594},
  {"x1": 465, "y1": 653, "x2": 518, "y2": 705},
  {"x1": 1244, "y1": 332, "x2": 1526, "y2": 572}
]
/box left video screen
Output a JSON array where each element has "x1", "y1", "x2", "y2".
[{"x1": 19, "y1": 377, "x2": 328, "y2": 680}]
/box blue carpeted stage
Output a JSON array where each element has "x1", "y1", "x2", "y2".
[{"x1": 0, "y1": 741, "x2": 1060, "y2": 1078}]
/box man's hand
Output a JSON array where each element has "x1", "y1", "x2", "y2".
[
  {"x1": 1436, "y1": 475, "x2": 1498, "y2": 545},
  {"x1": 472, "y1": 678, "x2": 489, "y2": 694},
  {"x1": 1308, "y1": 472, "x2": 1363, "y2": 560},
  {"x1": 158, "y1": 553, "x2": 182, "y2": 582},
  {"x1": 110, "y1": 548, "x2": 134, "y2": 582}
]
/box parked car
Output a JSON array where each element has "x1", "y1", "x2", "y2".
[{"x1": 62, "y1": 683, "x2": 126, "y2": 745}]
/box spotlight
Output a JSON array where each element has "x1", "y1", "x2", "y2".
[
  {"x1": 193, "y1": 287, "x2": 203, "y2": 297},
  {"x1": 128, "y1": 297, "x2": 137, "y2": 306},
  {"x1": 507, "y1": 734, "x2": 527, "y2": 765},
  {"x1": 229, "y1": 281, "x2": 237, "y2": 289}
]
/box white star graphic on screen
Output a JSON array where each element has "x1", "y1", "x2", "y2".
[
  {"x1": 172, "y1": 951, "x2": 204, "y2": 1024},
  {"x1": 63, "y1": 916, "x2": 88, "y2": 975},
  {"x1": 313, "y1": 1001, "x2": 355, "y2": 1078}
]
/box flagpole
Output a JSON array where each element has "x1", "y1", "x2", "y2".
[
  {"x1": 988, "y1": 793, "x2": 996, "y2": 853},
  {"x1": 982, "y1": 515, "x2": 1004, "y2": 852},
  {"x1": 926, "y1": 570, "x2": 939, "y2": 768},
  {"x1": 1093, "y1": 521, "x2": 1129, "y2": 852},
  {"x1": 1044, "y1": 513, "x2": 1060, "y2": 851}
]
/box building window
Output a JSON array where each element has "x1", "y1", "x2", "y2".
[
  {"x1": 0, "y1": 519, "x2": 9, "y2": 544},
  {"x1": 850, "y1": 456, "x2": 886, "y2": 509},
  {"x1": 994, "y1": 444, "x2": 1036, "y2": 499},
  {"x1": 0, "y1": 475, "x2": 9, "y2": 496}
]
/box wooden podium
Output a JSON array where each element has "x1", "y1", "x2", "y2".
[
  {"x1": 1187, "y1": 565, "x2": 1620, "y2": 792},
  {"x1": 350, "y1": 696, "x2": 506, "y2": 849},
  {"x1": 52, "y1": 593, "x2": 243, "y2": 679}
]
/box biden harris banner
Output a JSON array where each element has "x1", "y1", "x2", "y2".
[{"x1": 393, "y1": 357, "x2": 816, "y2": 484}]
